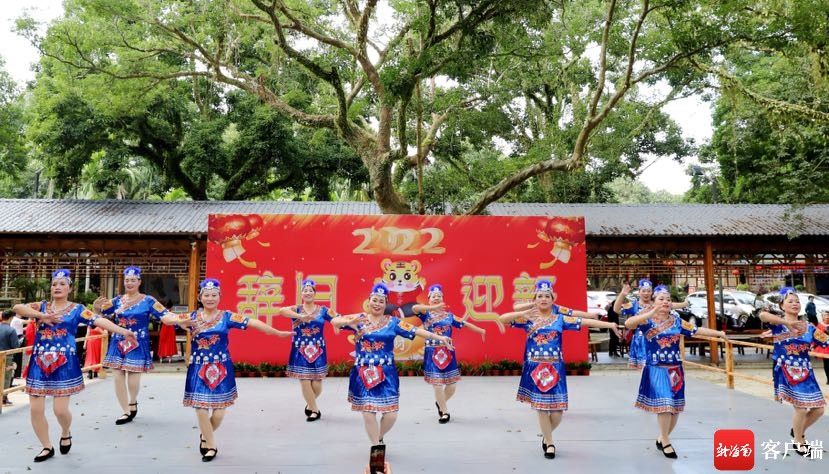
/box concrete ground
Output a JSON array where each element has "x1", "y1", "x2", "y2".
[{"x1": 1, "y1": 370, "x2": 828, "y2": 473}]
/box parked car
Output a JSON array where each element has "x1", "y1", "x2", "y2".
[
  {"x1": 686, "y1": 290, "x2": 762, "y2": 329},
  {"x1": 760, "y1": 292, "x2": 829, "y2": 316},
  {"x1": 587, "y1": 291, "x2": 617, "y2": 309},
  {"x1": 586, "y1": 294, "x2": 608, "y2": 317}
]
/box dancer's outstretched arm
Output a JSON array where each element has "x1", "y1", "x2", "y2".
[
  {"x1": 331, "y1": 313, "x2": 363, "y2": 330},
  {"x1": 247, "y1": 318, "x2": 293, "y2": 337},
  {"x1": 581, "y1": 318, "x2": 622, "y2": 338},
  {"x1": 463, "y1": 321, "x2": 486, "y2": 340},
  {"x1": 624, "y1": 306, "x2": 658, "y2": 329},
  {"x1": 412, "y1": 327, "x2": 453, "y2": 350}
]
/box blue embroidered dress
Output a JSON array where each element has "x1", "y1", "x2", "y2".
[
  {"x1": 769, "y1": 323, "x2": 829, "y2": 409},
  {"x1": 102, "y1": 295, "x2": 171, "y2": 372},
  {"x1": 183, "y1": 310, "x2": 249, "y2": 409},
  {"x1": 345, "y1": 315, "x2": 417, "y2": 413},
  {"x1": 513, "y1": 306, "x2": 582, "y2": 411},
  {"x1": 286, "y1": 306, "x2": 333, "y2": 380},
  {"x1": 634, "y1": 314, "x2": 697, "y2": 413},
  {"x1": 417, "y1": 311, "x2": 464, "y2": 385},
  {"x1": 621, "y1": 299, "x2": 651, "y2": 369},
  {"x1": 25, "y1": 302, "x2": 97, "y2": 397}
]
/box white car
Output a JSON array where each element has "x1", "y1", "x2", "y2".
[
  {"x1": 687, "y1": 290, "x2": 759, "y2": 328},
  {"x1": 586, "y1": 294, "x2": 608, "y2": 317},
  {"x1": 587, "y1": 291, "x2": 617, "y2": 310},
  {"x1": 760, "y1": 292, "x2": 829, "y2": 316}
]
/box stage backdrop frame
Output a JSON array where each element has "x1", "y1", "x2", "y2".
[{"x1": 206, "y1": 214, "x2": 588, "y2": 364}]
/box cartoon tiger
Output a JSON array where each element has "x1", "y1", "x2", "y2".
[
  {"x1": 374, "y1": 259, "x2": 428, "y2": 359},
  {"x1": 375, "y1": 258, "x2": 426, "y2": 313}
]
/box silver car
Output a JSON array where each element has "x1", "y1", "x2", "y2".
[
  {"x1": 687, "y1": 290, "x2": 758, "y2": 328},
  {"x1": 761, "y1": 292, "x2": 829, "y2": 316}
]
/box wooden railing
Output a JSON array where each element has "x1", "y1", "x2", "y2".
[
  {"x1": 0, "y1": 332, "x2": 109, "y2": 413},
  {"x1": 680, "y1": 334, "x2": 829, "y2": 400}
]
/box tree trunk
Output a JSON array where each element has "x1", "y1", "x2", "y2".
[{"x1": 366, "y1": 152, "x2": 411, "y2": 214}]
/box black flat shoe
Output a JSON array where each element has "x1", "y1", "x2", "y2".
[
  {"x1": 199, "y1": 434, "x2": 208, "y2": 455},
  {"x1": 59, "y1": 435, "x2": 72, "y2": 454},
  {"x1": 304, "y1": 405, "x2": 312, "y2": 416},
  {"x1": 34, "y1": 447, "x2": 54, "y2": 462},
  {"x1": 661, "y1": 444, "x2": 678, "y2": 459},
  {"x1": 438, "y1": 412, "x2": 450, "y2": 424},
  {"x1": 794, "y1": 442, "x2": 811, "y2": 457},
  {"x1": 544, "y1": 443, "x2": 556, "y2": 459},
  {"x1": 202, "y1": 448, "x2": 218, "y2": 462},
  {"x1": 127, "y1": 402, "x2": 138, "y2": 420},
  {"x1": 306, "y1": 410, "x2": 321, "y2": 422},
  {"x1": 115, "y1": 413, "x2": 133, "y2": 425},
  {"x1": 656, "y1": 440, "x2": 663, "y2": 451}
]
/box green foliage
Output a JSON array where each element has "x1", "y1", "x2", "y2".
[
  {"x1": 0, "y1": 59, "x2": 29, "y2": 197},
  {"x1": 687, "y1": 1, "x2": 829, "y2": 204},
  {"x1": 73, "y1": 291, "x2": 99, "y2": 306},
  {"x1": 5, "y1": 0, "x2": 827, "y2": 209},
  {"x1": 20, "y1": 12, "x2": 368, "y2": 201},
  {"x1": 10, "y1": 276, "x2": 50, "y2": 302},
  {"x1": 606, "y1": 177, "x2": 682, "y2": 204}
]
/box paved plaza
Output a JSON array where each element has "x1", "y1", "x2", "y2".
[{"x1": 1, "y1": 370, "x2": 827, "y2": 473}]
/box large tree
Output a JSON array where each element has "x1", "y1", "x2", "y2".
[
  {"x1": 26, "y1": 65, "x2": 367, "y2": 200},
  {"x1": 0, "y1": 58, "x2": 29, "y2": 197},
  {"x1": 18, "y1": 0, "x2": 818, "y2": 211}
]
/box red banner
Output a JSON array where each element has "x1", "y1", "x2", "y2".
[{"x1": 206, "y1": 214, "x2": 587, "y2": 364}]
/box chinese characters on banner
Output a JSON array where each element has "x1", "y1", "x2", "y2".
[{"x1": 207, "y1": 214, "x2": 587, "y2": 364}]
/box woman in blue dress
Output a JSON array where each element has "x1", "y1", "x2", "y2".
[
  {"x1": 614, "y1": 279, "x2": 691, "y2": 368},
  {"x1": 499, "y1": 279, "x2": 621, "y2": 459},
  {"x1": 184, "y1": 278, "x2": 292, "y2": 461},
  {"x1": 12, "y1": 269, "x2": 139, "y2": 463},
  {"x1": 282, "y1": 279, "x2": 333, "y2": 421},
  {"x1": 92, "y1": 266, "x2": 189, "y2": 425},
  {"x1": 625, "y1": 285, "x2": 725, "y2": 459},
  {"x1": 331, "y1": 283, "x2": 452, "y2": 447},
  {"x1": 414, "y1": 283, "x2": 486, "y2": 424},
  {"x1": 759, "y1": 287, "x2": 829, "y2": 456}
]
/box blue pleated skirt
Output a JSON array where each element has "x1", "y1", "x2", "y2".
[
  {"x1": 286, "y1": 343, "x2": 329, "y2": 380},
  {"x1": 183, "y1": 359, "x2": 238, "y2": 409},
  {"x1": 516, "y1": 360, "x2": 569, "y2": 411},
  {"x1": 348, "y1": 364, "x2": 401, "y2": 413},
  {"x1": 635, "y1": 364, "x2": 685, "y2": 414},
  {"x1": 423, "y1": 346, "x2": 461, "y2": 385},
  {"x1": 773, "y1": 361, "x2": 825, "y2": 409},
  {"x1": 628, "y1": 330, "x2": 646, "y2": 368},
  {"x1": 25, "y1": 346, "x2": 84, "y2": 397},
  {"x1": 103, "y1": 334, "x2": 154, "y2": 373}
]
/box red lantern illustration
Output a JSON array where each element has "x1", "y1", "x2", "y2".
[
  {"x1": 244, "y1": 214, "x2": 271, "y2": 247},
  {"x1": 529, "y1": 217, "x2": 585, "y2": 268},
  {"x1": 245, "y1": 214, "x2": 263, "y2": 240},
  {"x1": 209, "y1": 214, "x2": 256, "y2": 268}
]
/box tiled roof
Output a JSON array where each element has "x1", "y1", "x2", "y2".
[
  {"x1": 485, "y1": 203, "x2": 829, "y2": 236},
  {"x1": 0, "y1": 199, "x2": 826, "y2": 237}
]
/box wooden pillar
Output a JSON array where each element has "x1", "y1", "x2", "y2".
[
  {"x1": 99, "y1": 331, "x2": 109, "y2": 379},
  {"x1": 0, "y1": 354, "x2": 6, "y2": 414},
  {"x1": 704, "y1": 241, "x2": 720, "y2": 365},
  {"x1": 725, "y1": 339, "x2": 734, "y2": 389},
  {"x1": 805, "y1": 255, "x2": 816, "y2": 294},
  {"x1": 185, "y1": 241, "x2": 200, "y2": 362}
]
